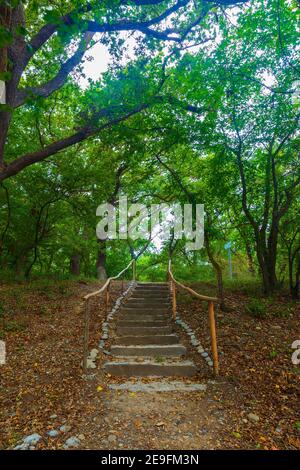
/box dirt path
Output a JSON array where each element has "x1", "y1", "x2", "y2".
[
  {"x1": 78, "y1": 375, "x2": 227, "y2": 450},
  {"x1": 1, "y1": 280, "x2": 299, "y2": 450}
]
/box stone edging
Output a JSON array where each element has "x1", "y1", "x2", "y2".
[
  {"x1": 98, "y1": 281, "x2": 137, "y2": 355},
  {"x1": 175, "y1": 313, "x2": 214, "y2": 369}
]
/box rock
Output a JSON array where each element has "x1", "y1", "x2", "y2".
[
  {"x1": 14, "y1": 443, "x2": 29, "y2": 450},
  {"x1": 248, "y1": 413, "x2": 260, "y2": 423},
  {"x1": 23, "y1": 434, "x2": 42, "y2": 445},
  {"x1": 89, "y1": 349, "x2": 98, "y2": 360},
  {"x1": 50, "y1": 414, "x2": 57, "y2": 419},
  {"x1": 60, "y1": 424, "x2": 72, "y2": 433},
  {"x1": 201, "y1": 352, "x2": 208, "y2": 358},
  {"x1": 47, "y1": 430, "x2": 59, "y2": 437},
  {"x1": 63, "y1": 436, "x2": 81, "y2": 449},
  {"x1": 86, "y1": 359, "x2": 96, "y2": 369},
  {"x1": 108, "y1": 434, "x2": 117, "y2": 443},
  {"x1": 78, "y1": 434, "x2": 86, "y2": 441}
]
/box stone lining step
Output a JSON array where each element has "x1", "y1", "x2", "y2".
[
  {"x1": 117, "y1": 326, "x2": 173, "y2": 336},
  {"x1": 117, "y1": 320, "x2": 170, "y2": 327},
  {"x1": 110, "y1": 344, "x2": 187, "y2": 357},
  {"x1": 109, "y1": 381, "x2": 207, "y2": 392},
  {"x1": 103, "y1": 360, "x2": 197, "y2": 377},
  {"x1": 115, "y1": 335, "x2": 180, "y2": 345}
]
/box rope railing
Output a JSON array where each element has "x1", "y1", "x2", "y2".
[
  {"x1": 82, "y1": 259, "x2": 136, "y2": 372},
  {"x1": 168, "y1": 259, "x2": 219, "y2": 376}
]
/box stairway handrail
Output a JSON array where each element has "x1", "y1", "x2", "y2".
[
  {"x1": 82, "y1": 258, "x2": 136, "y2": 372},
  {"x1": 83, "y1": 259, "x2": 135, "y2": 300},
  {"x1": 168, "y1": 259, "x2": 219, "y2": 375},
  {"x1": 168, "y1": 260, "x2": 218, "y2": 302}
]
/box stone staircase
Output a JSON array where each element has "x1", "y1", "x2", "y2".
[{"x1": 104, "y1": 282, "x2": 197, "y2": 377}]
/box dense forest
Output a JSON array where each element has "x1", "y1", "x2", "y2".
[
  {"x1": 0, "y1": 0, "x2": 299, "y2": 454},
  {"x1": 0, "y1": 0, "x2": 299, "y2": 295}
]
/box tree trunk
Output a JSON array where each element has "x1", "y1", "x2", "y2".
[
  {"x1": 0, "y1": 4, "x2": 26, "y2": 168},
  {"x1": 290, "y1": 254, "x2": 300, "y2": 299},
  {"x1": 245, "y1": 242, "x2": 255, "y2": 276},
  {"x1": 70, "y1": 254, "x2": 81, "y2": 276},
  {"x1": 205, "y1": 231, "x2": 226, "y2": 310},
  {"x1": 96, "y1": 240, "x2": 107, "y2": 280}
]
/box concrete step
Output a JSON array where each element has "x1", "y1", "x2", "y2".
[
  {"x1": 132, "y1": 287, "x2": 170, "y2": 295},
  {"x1": 111, "y1": 344, "x2": 186, "y2": 357},
  {"x1": 115, "y1": 335, "x2": 180, "y2": 345},
  {"x1": 128, "y1": 297, "x2": 169, "y2": 303},
  {"x1": 125, "y1": 302, "x2": 170, "y2": 308},
  {"x1": 137, "y1": 283, "x2": 168, "y2": 287},
  {"x1": 117, "y1": 326, "x2": 173, "y2": 336},
  {"x1": 120, "y1": 307, "x2": 170, "y2": 315},
  {"x1": 132, "y1": 292, "x2": 170, "y2": 298},
  {"x1": 120, "y1": 314, "x2": 170, "y2": 321},
  {"x1": 117, "y1": 320, "x2": 170, "y2": 327},
  {"x1": 103, "y1": 360, "x2": 197, "y2": 377}
]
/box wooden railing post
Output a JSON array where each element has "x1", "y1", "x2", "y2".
[
  {"x1": 172, "y1": 281, "x2": 177, "y2": 319},
  {"x1": 208, "y1": 301, "x2": 219, "y2": 376},
  {"x1": 83, "y1": 299, "x2": 90, "y2": 373}
]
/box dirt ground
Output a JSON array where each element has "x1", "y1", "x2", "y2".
[{"x1": 0, "y1": 279, "x2": 299, "y2": 450}]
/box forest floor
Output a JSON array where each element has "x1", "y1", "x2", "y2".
[{"x1": 0, "y1": 279, "x2": 299, "y2": 450}]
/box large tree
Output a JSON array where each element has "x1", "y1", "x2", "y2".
[{"x1": 0, "y1": 0, "x2": 249, "y2": 181}]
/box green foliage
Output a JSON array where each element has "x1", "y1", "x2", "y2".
[
  {"x1": 245, "y1": 299, "x2": 267, "y2": 319},
  {"x1": 0, "y1": 0, "x2": 299, "y2": 302},
  {"x1": 269, "y1": 349, "x2": 278, "y2": 360},
  {"x1": 3, "y1": 320, "x2": 27, "y2": 332}
]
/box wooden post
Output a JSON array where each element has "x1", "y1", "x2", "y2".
[
  {"x1": 132, "y1": 259, "x2": 136, "y2": 281},
  {"x1": 172, "y1": 281, "x2": 177, "y2": 319},
  {"x1": 208, "y1": 301, "x2": 219, "y2": 376},
  {"x1": 83, "y1": 299, "x2": 90, "y2": 373}
]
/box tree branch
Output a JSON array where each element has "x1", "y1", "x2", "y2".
[
  {"x1": 0, "y1": 103, "x2": 150, "y2": 182},
  {"x1": 15, "y1": 32, "x2": 95, "y2": 107}
]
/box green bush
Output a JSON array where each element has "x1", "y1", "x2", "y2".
[{"x1": 245, "y1": 298, "x2": 267, "y2": 318}]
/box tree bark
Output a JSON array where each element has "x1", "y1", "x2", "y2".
[
  {"x1": 0, "y1": 4, "x2": 26, "y2": 168},
  {"x1": 96, "y1": 240, "x2": 107, "y2": 280},
  {"x1": 205, "y1": 230, "x2": 226, "y2": 310},
  {"x1": 70, "y1": 254, "x2": 81, "y2": 276}
]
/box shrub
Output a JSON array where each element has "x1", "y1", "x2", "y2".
[{"x1": 245, "y1": 298, "x2": 267, "y2": 318}]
